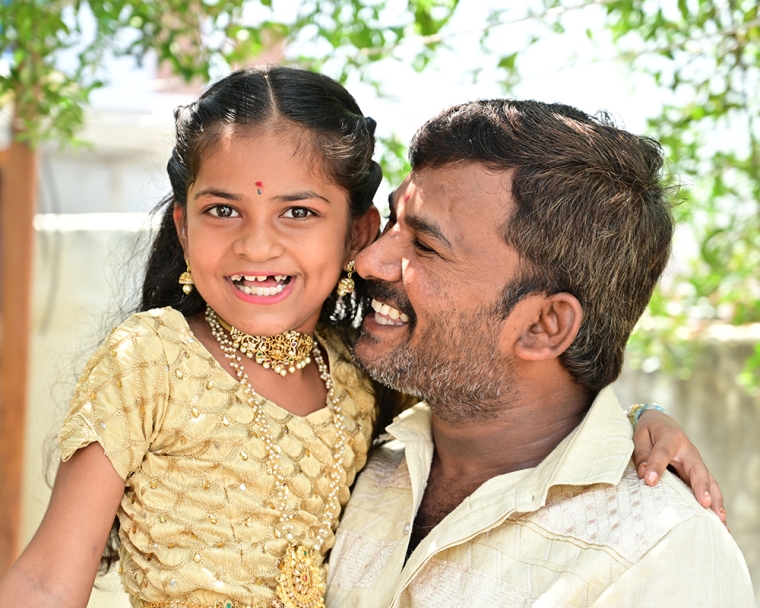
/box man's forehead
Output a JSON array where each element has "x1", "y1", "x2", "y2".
[{"x1": 392, "y1": 165, "x2": 513, "y2": 215}]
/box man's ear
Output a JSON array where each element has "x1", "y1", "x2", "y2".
[
  {"x1": 348, "y1": 205, "x2": 381, "y2": 260},
  {"x1": 508, "y1": 293, "x2": 583, "y2": 362},
  {"x1": 173, "y1": 204, "x2": 189, "y2": 257}
]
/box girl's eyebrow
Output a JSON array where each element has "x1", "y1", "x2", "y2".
[
  {"x1": 193, "y1": 187, "x2": 240, "y2": 201},
  {"x1": 194, "y1": 188, "x2": 331, "y2": 204},
  {"x1": 274, "y1": 190, "x2": 331, "y2": 204}
]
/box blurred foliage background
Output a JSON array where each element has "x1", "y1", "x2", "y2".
[{"x1": 1, "y1": 0, "x2": 758, "y2": 389}]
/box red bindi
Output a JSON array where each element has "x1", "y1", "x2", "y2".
[{"x1": 255, "y1": 181, "x2": 263, "y2": 194}]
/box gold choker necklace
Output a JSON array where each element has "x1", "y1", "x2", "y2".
[
  {"x1": 211, "y1": 312, "x2": 315, "y2": 377},
  {"x1": 205, "y1": 306, "x2": 347, "y2": 608}
]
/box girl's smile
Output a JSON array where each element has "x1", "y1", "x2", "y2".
[
  {"x1": 230, "y1": 273, "x2": 289, "y2": 294},
  {"x1": 175, "y1": 126, "x2": 356, "y2": 336}
]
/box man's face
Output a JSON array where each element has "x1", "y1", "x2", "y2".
[{"x1": 354, "y1": 163, "x2": 525, "y2": 420}]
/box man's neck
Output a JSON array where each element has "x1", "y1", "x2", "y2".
[
  {"x1": 407, "y1": 374, "x2": 592, "y2": 559},
  {"x1": 429, "y1": 379, "x2": 591, "y2": 481}
]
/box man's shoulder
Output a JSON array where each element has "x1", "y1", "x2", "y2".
[{"x1": 524, "y1": 462, "x2": 724, "y2": 564}]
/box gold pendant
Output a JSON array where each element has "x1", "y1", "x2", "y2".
[{"x1": 276, "y1": 545, "x2": 326, "y2": 608}]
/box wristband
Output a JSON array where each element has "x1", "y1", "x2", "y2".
[{"x1": 627, "y1": 403, "x2": 668, "y2": 426}]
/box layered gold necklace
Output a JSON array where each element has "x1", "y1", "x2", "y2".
[
  {"x1": 205, "y1": 307, "x2": 346, "y2": 608},
  {"x1": 214, "y1": 315, "x2": 314, "y2": 377}
]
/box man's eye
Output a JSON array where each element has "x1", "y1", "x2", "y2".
[
  {"x1": 413, "y1": 239, "x2": 435, "y2": 254},
  {"x1": 283, "y1": 207, "x2": 314, "y2": 219},
  {"x1": 209, "y1": 205, "x2": 238, "y2": 218}
]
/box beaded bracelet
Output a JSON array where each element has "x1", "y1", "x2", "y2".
[{"x1": 627, "y1": 403, "x2": 668, "y2": 426}]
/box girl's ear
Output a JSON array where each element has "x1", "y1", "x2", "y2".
[
  {"x1": 507, "y1": 292, "x2": 583, "y2": 362},
  {"x1": 348, "y1": 205, "x2": 381, "y2": 259},
  {"x1": 173, "y1": 205, "x2": 189, "y2": 256}
]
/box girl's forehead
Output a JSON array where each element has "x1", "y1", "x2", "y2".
[
  {"x1": 236, "y1": 124, "x2": 330, "y2": 169},
  {"x1": 200, "y1": 128, "x2": 328, "y2": 179}
]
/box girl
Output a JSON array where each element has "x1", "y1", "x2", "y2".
[{"x1": 0, "y1": 66, "x2": 719, "y2": 608}]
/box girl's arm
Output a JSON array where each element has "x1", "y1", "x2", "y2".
[
  {"x1": 632, "y1": 409, "x2": 725, "y2": 523},
  {"x1": 0, "y1": 443, "x2": 124, "y2": 607}
]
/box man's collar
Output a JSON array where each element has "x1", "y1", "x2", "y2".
[{"x1": 385, "y1": 386, "x2": 633, "y2": 513}]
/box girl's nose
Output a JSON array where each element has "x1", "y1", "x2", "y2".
[
  {"x1": 232, "y1": 218, "x2": 285, "y2": 261},
  {"x1": 355, "y1": 228, "x2": 402, "y2": 284}
]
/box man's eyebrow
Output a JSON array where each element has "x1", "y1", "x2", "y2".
[
  {"x1": 193, "y1": 187, "x2": 241, "y2": 201},
  {"x1": 405, "y1": 213, "x2": 453, "y2": 251}
]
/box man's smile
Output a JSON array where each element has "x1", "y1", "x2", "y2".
[{"x1": 370, "y1": 298, "x2": 410, "y2": 325}]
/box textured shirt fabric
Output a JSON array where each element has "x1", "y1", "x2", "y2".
[
  {"x1": 325, "y1": 387, "x2": 756, "y2": 608},
  {"x1": 58, "y1": 307, "x2": 376, "y2": 608}
]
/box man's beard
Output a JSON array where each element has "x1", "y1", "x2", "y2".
[{"x1": 354, "y1": 281, "x2": 519, "y2": 423}]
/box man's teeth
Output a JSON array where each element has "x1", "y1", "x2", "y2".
[{"x1": 371, "y1": 298, "x2": 409, "y2": 324}]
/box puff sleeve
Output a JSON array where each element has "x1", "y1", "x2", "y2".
[{"x1": 58, "y1": 313, "x2": 171, "y2": 481}]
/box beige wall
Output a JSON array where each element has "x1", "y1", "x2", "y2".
[
  {"x1": 23, "y1": 221, "x2": 760, "y2": 605},
  {"x1": 614, "y1": 327, "x2": 760, "y2": 604},
  {"x1": 25, "y1": 222, "x2": 146, "y2": 608}
]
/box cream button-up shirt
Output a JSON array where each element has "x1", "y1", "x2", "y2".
[{"x1": 325, "y1": 387, "x2": 756, "y2": 607}]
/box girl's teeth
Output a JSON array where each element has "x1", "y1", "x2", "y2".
[
  {"x1": 237, "y1": 274, "x2": 288, "y2": 282},
  {"x1": 235, "y1": 282, "x2": 285, "y2": 297}
]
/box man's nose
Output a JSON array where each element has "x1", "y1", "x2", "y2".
[{"x1": 355, "y1": 228, "x2": 402, "y2": 283}]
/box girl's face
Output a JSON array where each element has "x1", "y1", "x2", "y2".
[{"x1": 176, "y1": 128, "x2": 375, "y2": 336}]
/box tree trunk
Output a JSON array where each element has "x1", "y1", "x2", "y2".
[{"x1": 0, "y1": 138, "x2": 37, "y2": 575}]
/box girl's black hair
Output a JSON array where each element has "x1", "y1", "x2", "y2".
[
  {"x1": 141, "y1": 65, "x2": 382, "y2": 323},
  {"x1": 100, "y1": 66, "x2": 404, "y2": 573}
]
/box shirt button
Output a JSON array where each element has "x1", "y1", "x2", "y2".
[{"x1": 403, "y1": 522, "x2": 411, "y2": 535}]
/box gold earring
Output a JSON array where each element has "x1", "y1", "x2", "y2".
[
  {"x1": 179, "y1": 262, "x2": 194, "y2": 294},
  {"x1": 336, "y1": 260, "x2": 355, "y2": 297}
]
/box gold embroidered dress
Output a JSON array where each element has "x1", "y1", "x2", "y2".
[{"x1": 58, "y1": 307, "x2": 376, "y2": 608}]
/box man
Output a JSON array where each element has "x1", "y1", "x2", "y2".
[{"x1": 325, "y1": 100, "x2": 755, "y2": 607}]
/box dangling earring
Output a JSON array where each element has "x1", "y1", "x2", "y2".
[
  {"x1": 179, "y1": 262, "x2": 194, "y2": 294},
  {"x1": 336, "y1": 260, "x2": 355, "y2": 297}
]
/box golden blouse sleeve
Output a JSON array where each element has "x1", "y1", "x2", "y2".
[{"x1": 58, "y1": 316, "x2": 171, "y2": 481}]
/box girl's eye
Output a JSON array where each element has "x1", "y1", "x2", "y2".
[
  {"x1": 283, "y1": 207, "x2": 314, "y2": 220},
  {"x1": 380, "y1": 212, "x2": 396, "y2": 235},
  {"x1": 209, "y1": 205, "x2": 239, "y2": 218}
]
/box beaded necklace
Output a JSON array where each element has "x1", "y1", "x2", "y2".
[{"x1": 205, "y1": 306, "x2": 347, "y2": 608}]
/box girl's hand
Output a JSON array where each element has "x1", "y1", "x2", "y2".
[{"x1": 632, "y1": 409, "x2": 726, "y2": 525}]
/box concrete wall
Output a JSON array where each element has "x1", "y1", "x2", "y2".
[
  {"x1": 23, "y1": 220, "x2": 760, "y2": 605},
  {"x1": 614, "y1": 328, "x2": 760, "y2": 604},
  {"x1": 25, "y1": 221, "x2": 148, "y2": 608}
]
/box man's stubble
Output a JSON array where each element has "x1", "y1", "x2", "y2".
[{"x1": 354, "y1": 282, "x2": 519, "y2": 423}]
